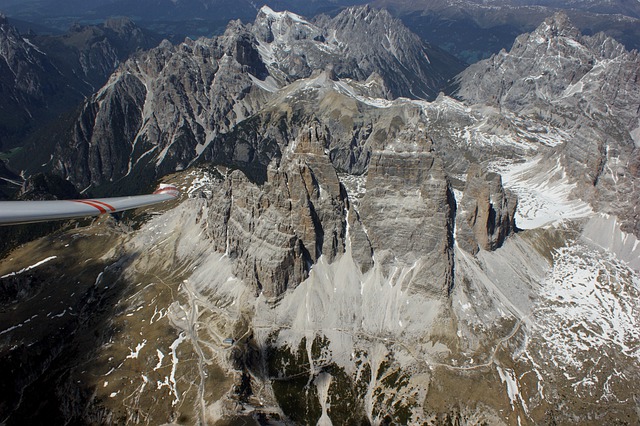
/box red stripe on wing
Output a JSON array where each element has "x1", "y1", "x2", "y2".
[
  {"x1": 71, "y1": 200, "x2": 108, "y2": 214},
  {"x1": 87, "y1": 200, "x2": 116, "y2": 212},
  {"x1": 153, "y1": 185, "x2": 179, "y2": 196}
]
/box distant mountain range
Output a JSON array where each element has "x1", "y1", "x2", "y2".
[
  {"x1": 1, "y1": 0, "x2": 639, "y2": 63},
  {"x1": 373, "y1": 0, "x2": 640, "y2": 62},
  {"x1": 0, "y1": 14, "x2": 161, "y2": 152},
  {"x1": 30, "y1": 5, "x2": 464, "y2": 194}
]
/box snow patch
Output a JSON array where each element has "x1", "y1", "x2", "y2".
[
  {"x1": 154, "y1": 349, "x2": 165, "y2": 371},
  {"x1": 534, "y1": 243, "x2": 640, "y2": 371},
  {"x1": 1, "y1": 256, "x2": 57, "y2": 278},
  {"x1": 334, "y1": 80, "x2": 395, "y2": 108},
  {"x1": 157, "y1": 332, "x2": 187, "y2": 406},
  {"x1": 315, "y1": 372, "x2": 333, "y2": 425},
  {"x1": 0, "y1": 314, "x2": 38, "y2": 336},
  {"x1": 22, "y1": 38, "x2": 46, "y2": 55},
  {"x1": 338, "y1": 173, "x2": 367, "y2": 207},
  {"x1": 186, "y1": 169, "x2": 215, "y2": 197},
  {"x1": 249, "y1": 73, "x2": 280, "y2": 93},
  {"x1": 126, "y1": 340, "x2": 147, "y2": 359},
  {"x1": 563, "y1": 80, "x2": 584, "y2": 97},
  {"x1": 495, "y1": 158, "x2": 592, "y2": 229},
  {"x1": 497, "y1": 365, "x2": 528, "y2": 414},
  {"x1": 259, "y1": 5, "x2": 309, "y2": 25}
]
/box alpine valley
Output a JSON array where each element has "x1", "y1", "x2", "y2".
[{"x1": 0, "y1": 5, "x2": 639, "y2": 426}]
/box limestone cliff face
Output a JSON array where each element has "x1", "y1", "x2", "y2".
[
  {"x1": 43, "y1": 5, "x2": 522, "y2": 301},
  {"x1": 206, "y1": 125, "x2": 346, "y2": 297},
  {"x1": 359, "y1": 137, "x2": 456, "y2": 296},
  {"x1": 456, "y1": 164, "x2": 517, "y2": 255},
  {"x1": 320, "y1": 5, "x2": 467, "y2": 100},
  {"x1": 202, "y1": 116, "x2": 460, "y2": 299},
  {"x1": 55, "y1": 72, "x2": 147, "y2": 188},
  {"x1": 40, "y1": 8, "x2": 473, "y2": 297},
  {"x1": 52, "y1": 27, "x2": 277, "y2": 190}
]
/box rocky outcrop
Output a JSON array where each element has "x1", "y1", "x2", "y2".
[
  {"x1": 456, "y1": 13, "x2": 593, "y2": 111},
  {"x1": 52, "y1": 31, "x2": 275, "y2": 190},
  {"x1": 359, "y1": 135, "x2": 455, "y2": 297},
  {"x1": 37, "y1": 17, "x2": 161, "y2": 90},
  {"x1": 0, "y1": 15, "x2": 62, "y2": 149},
  {"x1": 251, "y1": 5, "x2": 465, "y2": 99},
  {"x1": 456, "y1": 12, "x2": 640, "y2": 132},
  {"x1": 196, "y1": 80, "x2": 462, "y2": 298},
  {"x1": 18, "y1": 173, "x2": 81, "y2": 201},
  {"x1": 456, "y1": 164, "x2": 517, "y2": 255},
  {"x1": 55, "y1": 72, "x2": 147, "y2": 189},
  {"x1": 371, "y1": 0, "x2": 640, "y2": 63},
  {"x1": 207, "y1": 125, "x2": 346, "y2": 298}
]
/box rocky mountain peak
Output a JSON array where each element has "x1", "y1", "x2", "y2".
[
  {"x1": 326, "y1": 5, "x2": 466, "y2": 99},
  {"x1": 455, "y1": 11, "x2": 640, "y2": 238},
  {"x1": 583, "y1": 30, "x2": 628, "y2": 59},
  {"x1": 257, "y1": 5, "x2": 308, "y2": 25},
  {"x1": 45, "y1": 5, "x2": 465, "y2": 189},
  {"x1": 455, "y1": 12, "x2": 632, "y2": 110},
  {"x1": 456, "y1": 164, "x2": 517, "y2": 255},
  {"x1": 0, "y1": 18, "x2": 50, "y2": 98},
  {"x1": 253, "y1": 4, "x2": 322, "y2": 45},
  {"x1": 336, "y1": 4, "x2": 391, "y2": 24},
  {"x1": 535, "y1": 11, "x2": 581, "y2": 39},
  {"x1": 331, "y1": 5, "x2": 405, "y2": 39},
  {"x1": 0, "y1": 15, "x2": 19, "y2": 39},
  {"x1": 104, "y1": 16, "x2": 137, "y2": 33},
  {"x1": 507, "y1": 12, "x2": 589, "y2": 61}
]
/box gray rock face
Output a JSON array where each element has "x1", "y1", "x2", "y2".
[
  {"x1": 40, "y1": 4, "x2": 498, "y2": 300},
  {"x1": 0, "y1": 15, "x2": 160, "y2": 151},
  {"x1": 55, "y1": 73, "x2": 147, "y2": 188},
  {"x1": 371, "y1": 0, "x2": 640, "y2": 64},
  {"x1": 0, "y1": 16, "x2": 60, "y2": 148},
  {"x1": 321, "y1": 5, "x2": 467, "y2": 99},
  {"x1": 360, "y1": 145, "x2": 456, "y2": 296},
  {"x1": 456, "y1": 12, "x2": 640, "y2": 236},
  {"x1": 456, "y1": 164, "x2": 517, "y2": 255},
  {"x1": 48, "y1": 6, "x2": 464, "y2": 191},
  {"x1": 456, "y1": 12, "x2": 639, "y2": 121},
  {"x1": 194, "y1": 82, "x2": 464, "y2": 300},
  {"x1": 251, "y1": 5, "x2": 466, "y2": 99},
  {"x1": 206, "y1": 124, "x2": 346, "y2": 297},
  {"x1": 53, "y1": 31, "x2": 273, "y2": 189}
]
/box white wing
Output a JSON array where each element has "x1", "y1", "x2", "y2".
[{"x1": 0, "y1": 184, "x2": 179, "y2": 226}]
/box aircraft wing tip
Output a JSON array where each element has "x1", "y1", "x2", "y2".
[{"x1": 153, "y1": 183, "x2": 180, "y2": 198}]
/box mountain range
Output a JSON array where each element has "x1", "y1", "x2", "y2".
[
  {"x1": 0, "y1": 4, "x2": 639, "y2": 425},
  {"x1": 0, "y1": 14, "x2": 161, "y2": 151},
  {"x1": 2, "y1": 0, "x2": 639, "y2": 62},
  {"x1": 373, "y1": 0, "x2": 640, "y2": 62},
  {"x1": 11, "y1": 6, "x2": 464, "y2": 194}
]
